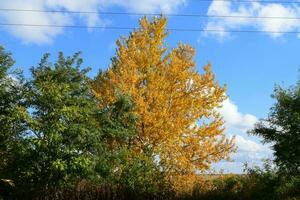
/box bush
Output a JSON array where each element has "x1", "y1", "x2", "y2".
[{"x1": 176, "y1": 161, "x2": 299, "y2": 200}]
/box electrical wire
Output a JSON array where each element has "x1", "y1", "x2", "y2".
[
  {"x1": 1, "y1": 22, "x2": 300, "y2": 34},
  {"x1": 1, "y1": 8, "x2": 300, "y2": 20}
]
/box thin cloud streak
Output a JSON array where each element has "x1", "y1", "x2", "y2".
[{"x1": 205, "y1": 0, "x2": 300, "y2": 39}]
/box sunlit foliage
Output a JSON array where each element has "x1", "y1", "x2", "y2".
[{"x1": 92, "y1": 16, "x2": 235, "y2": 190}]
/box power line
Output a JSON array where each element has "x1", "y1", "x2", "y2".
[
  {"x1": 1, "y1": 22, "x2": 300, "y2": 34},
  {"x1": 2, "y1": 0, "x2": 297, "y2": 5},
  {"x1": 1, "y1": 8, "x2": 300, "y2": 20}
]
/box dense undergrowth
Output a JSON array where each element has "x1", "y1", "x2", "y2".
[{"x1": 1, "y1": 165, "x2": 299, "y2": 200}]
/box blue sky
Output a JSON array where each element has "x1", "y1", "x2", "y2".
[{"x1": 0, "y1": 0, "x2": 299, "y2": 173}]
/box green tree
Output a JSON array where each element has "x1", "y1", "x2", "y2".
[
  {"x1": 6, "y1": 52, "x2": 138, "y2": 199},
  {"x1": 1, "y1": 50, "x2": 170, "y2": 199},
  {"x1": 0, "y1": 46, "x2": 26, "y2": 177},
  {"x1": 250, "y1": 78, "x2": 300, "y2": 173}
]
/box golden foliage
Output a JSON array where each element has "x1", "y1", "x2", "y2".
[{"x1": 92, "y1": 16, "x2": 235, "y2": 191}]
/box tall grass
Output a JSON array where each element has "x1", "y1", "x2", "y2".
[{"x1": 1, "y1": 167, "x2": 299, "y2": 200}]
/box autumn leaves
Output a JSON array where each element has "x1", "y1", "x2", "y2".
[{"x1": 92, "y1": 16, "x2": 235, "y2": 190}]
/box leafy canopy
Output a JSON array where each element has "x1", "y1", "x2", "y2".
[
  {"x1": 92, "y1": 16, "x2": 235, "y2": 190},
  {"x1": 3, "y1": 52, "x2": 141, "y2": 199},
  {"x1": 251, "y1": 78, "x2": 300, "y2": 174},
  {"x1": 0, "y1": 46, "x2": 26, "y2": 175}
]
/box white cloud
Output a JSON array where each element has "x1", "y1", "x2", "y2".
[
  {"x1": 108, "y1": 0, "x2": 186, "y2": 13},
  {"x1": 235, "y1": 134, "x2": 262, "y2": 152},
  {"x1": 0, "y1": 0, "x2": 186, "y2": 44},
  {"x1": 205, "y1": 1, "x2": 300, "y2": 39},
  {"x1": 214, "y1": 98, "x2": 273, "y2": 173},
  {"x1": 45, "y1": 0, "x2": 104, "y2": 27},
  {"x1": 219, "y1": 99, "x2": 258, "y2": 131},
  {"x1": 218, "y1": 134, "x2": 273, "y2": 173},
  {"x1": 0, "y1": 0, "x2": 71, "y2": 44}
]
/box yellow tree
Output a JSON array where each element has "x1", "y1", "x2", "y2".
[{"x1": 92, "y1": 16, "x2": 235, "y2": 190}]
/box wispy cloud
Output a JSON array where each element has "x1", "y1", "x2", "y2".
[
  {"x1": 219, "y1": 99, "x2": 258, "y2": 131},
  {"x1": 0, "y1": 0, "x2": 186, "y2": 44},
  {"x1": 215, "y1": 98, "x2": 273, "y2": 173},
  {"x1": 0, "y1": 0, "x2": 71, "y2": 44},
  {"x1": 205, "y1": 1, "x2": 300, "y2": 39},
  {"x1": 108, "y1": 0, "x2": 186, "y2": 13}
]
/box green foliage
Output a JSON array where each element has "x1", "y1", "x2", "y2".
[
  {"x1": 240, "y1": 164, "x2": 300, "y2": 200},
  {"x1": 0, "y1": 49, "x2": 169, "y2": 199},
  {"x1": 180, "y1": 163, "x2": 300, "y2": 200},
  {"x1": 0, "y1": 46, "x2": 26, "y2": 178},
  {"x1": 250, "y1": 80, "x2": 300, "y2": 173},
  {"x1": 1, "y1": 45, "x2": 299, "y2": 200},
  {"x1": 21, "y1": 52, "x2": 109, "y2": 197},
  {"x1": 117, "y1": 150, "x2": 172, "y2": 198},
  {"x1": 28, "y1": 53, "x2": 143, "y2": 199}
]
